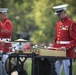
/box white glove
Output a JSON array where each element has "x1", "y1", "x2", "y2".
[{"x1": 60, "y1": 46, "x2": 66, "y2": 51}]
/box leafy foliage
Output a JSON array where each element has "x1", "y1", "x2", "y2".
[{"x1": 0, "y1": 0, "x2": 76, "y2": 44}]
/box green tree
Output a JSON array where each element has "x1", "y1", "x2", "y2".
[{"x1": 0, "y1": 0, "x2": 76, "y2": 44}]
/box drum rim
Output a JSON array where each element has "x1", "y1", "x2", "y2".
[{"x1": 5, "y1": 57, "x2": 17, "y2": 74}]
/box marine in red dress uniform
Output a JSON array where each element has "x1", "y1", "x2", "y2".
[
  {"x1": 53, "y1": 16, "x2": 76, "y2": 58},
  {"x1": 0, "y1": 9, "x2": 13, "y2": 53},
  {"x1": 52, "y1": 4, "x2": 76, "y2": 75}
]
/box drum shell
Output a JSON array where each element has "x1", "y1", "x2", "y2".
[
  {"x1": 5, "y1": 56, "x2": 17, "y2": 74},
  {"x1": 5, "y1": 56, "x2": 28, "y2": 74}
]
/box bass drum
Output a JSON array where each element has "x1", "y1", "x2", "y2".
[{"x1": 5, "y1": 56, "x2": 17, "y2": 74}]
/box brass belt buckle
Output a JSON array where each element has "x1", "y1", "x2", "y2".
[{"x1": 57, "y1": 41, "x2": 60, "y2": 44}]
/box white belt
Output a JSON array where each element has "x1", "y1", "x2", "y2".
[
  {"x1": 56, "y1": 41, "x2": 70, "y2": 44},
  {"x1": 0, "y1": 38, "x2": 11, "y2": 41}
]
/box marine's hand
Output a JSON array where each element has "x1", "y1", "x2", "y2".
[{"x1": 59, "y1": 46, "x2": 66, "y2": 51}]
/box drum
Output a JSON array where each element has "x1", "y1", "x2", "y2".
[
  {"x1": 34, "y1": 58, "x2": 51, "y2": 75},
  {"x1": 5, "y1": 54, "x2": 28, "y2": 74},
  {"x1": 34, "y1": 58, "x2": 57, "y2": 75},
  {"x1": 5, "y1": 55, "x2": 17, "y2": 74}
]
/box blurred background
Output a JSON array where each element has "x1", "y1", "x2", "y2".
[{"x1": 0, "y1": 0, "x2": 76, "y2": 44}]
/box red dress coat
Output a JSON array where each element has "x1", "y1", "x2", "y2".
[
  {"x1": 53, "y1": 16, "x2": 76, "y2": 58},
  {"x1": 0, "y1": 18, "x2": 13, "y2": 53}
]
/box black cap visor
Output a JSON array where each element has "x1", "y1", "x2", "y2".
[{"x1": 56, "y1": 10, "x2": 63, "y2": 15}]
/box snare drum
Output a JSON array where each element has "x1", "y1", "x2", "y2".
[
  {"x1": 5, "y1": 54, "x2": 17, "y2": 74},
  {"x1": 5, "y1": 54, "x2": 28, "y2": 74}
]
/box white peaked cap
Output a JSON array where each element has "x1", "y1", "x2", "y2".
[
  {"x1": 53, "y1": 4, "x2": 68, "y2": 14},
  {"x1": 0, "y1": 8, "x2": 8, "y2": 12}
]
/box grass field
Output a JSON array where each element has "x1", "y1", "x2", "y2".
[{"x1": 26, "y1": 59, "x2": 76, "y2": 75}]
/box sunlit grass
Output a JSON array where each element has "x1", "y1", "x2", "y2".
[{"x1": 26, "y1": 58, "x2": 32, "y2": 75}]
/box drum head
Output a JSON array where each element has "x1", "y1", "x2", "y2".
[{"x1": 5, "y1": 57, "x2": 17, "y2": 74}]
